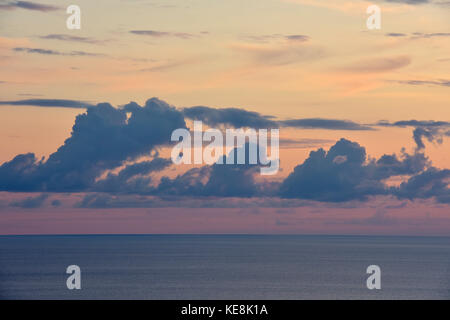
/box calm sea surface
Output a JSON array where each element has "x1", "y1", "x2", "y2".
[{"x1": 1, "y1": 235, "x2": 449, "y2": 299}]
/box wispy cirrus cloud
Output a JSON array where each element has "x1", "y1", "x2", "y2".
[
  {"x1": 139, "y1": 58, "x2": 202, "y2": 72},
  {"x1": 13, "y1": 47, "x2": 105, "y2": 57},
  {"x1": 0, "y1": 99, "x2": 94, "y2": 108},
  {"x1": 0, "y1": 98, "x2": 186, "y2": 192},
  {"x1": 0, "y1": 1, "x2": 59, "y2": 12},
  {"x1": 38, "y1": 34, "x2": 104, "y2": 44},
  {"x1": 382, "y1": 0, "x2": 429, "y2": 4},
  {"x1": 338, "y1": 55, "x2": 411, "y2": 73},
  {"x1": 231, "y1": 41, "x2": 325, "y2": 66},
  {"x1": 130, "y1": 30, "x2": 196, "y2": 39},
  {"x1": 395, "y1": 79, "x2": 450, "y2": 87},
  {"x1": 240, "y1": 34, "x2": 310, "y2": 44},
  {"x1": 283, "y1": 0, "x2": 431, "y2": 16},
  {"x1": 279, "y1": 119, "x2": 373, "y2": 130},
  {"x1": 385, "y1": 32, "x2": 450, "y2": 39}
]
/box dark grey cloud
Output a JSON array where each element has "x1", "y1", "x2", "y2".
[
  {"x1": 76, "y1": 140, "x2": 448, "y2": 206},
  {"x1": 0, "y1": 96, "x2": 448, "y2": 205},
  {"x1": 1, "y1": 98, "x2": 374, "y2": 131},
  {"x1": 74, "y1": 194, "x2": 310, "y2": 209},
  {"x1": 413, "y1": 127, "x2": 443, "y2": 149},
  {"x1": 156, "y1": 143, "x2": 268, "y2": 198},
  {"x1": 93, "y1": 158, "x2": 172, "y2": 194},
  {"x1": 9, "y1": 193, "x2": 48, "y2": 208},
  {"x1": 394, "y1": 168, "x2": 450, "y2": 203},
  {"x1": 155, "y1": 139, "x2": 435, "y2": 202},
  {"x1": 183, "y1": 106, "x2": 277, "y2": 128},
  {"x1": 377, "y1": 120, "x2": 450, "y2": 150},
  {"x1": 183, "y1": 106, "x2": 373, "y2": 131},
  {"x1": 385, "y1": 33, "x2": 408, "y2": 37},
  {"x1": 279, "y1": 139, "x2": 429, "y2": 202},
  {"x1": 201, "y1": 145, "x2": 266, "y2": 197},
  {"x1": 0, "y1": 98, "x2": 186, "y2": 192},
  {"x1": 377, "y1": 120, "x2": 450, "y2": 127},
  {"x1": 286, "y1": 35, "x2": 310, "y2": 42},
  {"x1": 0, "y1": 99, "x2": 94, "y2": 108},
  {"x1": 0, "y1": 1, "x2": 59, "y2": 11},
  {"x1": 279, "y1": 119, "x2": 373, "y2": 131},
  {"x1": 13, "y1": 47, "x2": 104, "y2": 57},
  {"x1": 130, "y1": 30, "x2": 195, "y2": 39},
  {"x1": 51, "y1": 199, "x2": 61, "y2": 207}
]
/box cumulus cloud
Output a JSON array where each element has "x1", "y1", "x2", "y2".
[
  {"x1": 279, "y1": 139, "x2": 429, "y2": 202},
  {"x1": 394, "y1": 168, "x2": 450, "y2": 203},
  {"x1": 156, "y1": 143, "x2": 270, "y2": 198},
  {"x1": 156, "y1": 139, "x2": 439, "y2": 203},
  {"x1": 0, "y1": 97, "x2": 448, "y2": 205},
  {"x1": 93, "y1": 158, "x2": 172, "y2": 194},
  {"x1": 0, "y1": 98, "x2": 186, "y2": 192}
]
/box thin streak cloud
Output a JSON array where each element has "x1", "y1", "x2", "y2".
[
  {"x1": 130, "y1": 30, "x2": 196, "y2": 39},
  {"x1": 0, "y1": 1, "x2": 59, "y2": 11},
  {"x1": 0, "y1": 99, "x2": 94, "y2": 108},
  {"x1": 13, "y1": 47, "x2": 105, "y2": 57},
  {"x1": 39, "y1": 34, "x2": 104, "y2": 44}
]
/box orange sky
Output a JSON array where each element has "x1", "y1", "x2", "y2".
[{"x1": 0, "y1": 0, "x2": 449, "y2": 235}]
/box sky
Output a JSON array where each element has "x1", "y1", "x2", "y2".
[{"x1": 0, "y1": 0, "x2": 449, "y2": 235}]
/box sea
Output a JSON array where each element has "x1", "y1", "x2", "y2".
[{"x1": 0, "y1": 234, "x2": 449, "y2": 299}]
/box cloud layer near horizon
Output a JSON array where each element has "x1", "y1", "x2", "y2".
[{"x1": 0, "y1": 97, "x2": 448, "y2": 205}]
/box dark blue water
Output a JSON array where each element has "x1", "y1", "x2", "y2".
[{"x1": 1, "y1": 235, "x2": 449, "y2": 299}]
